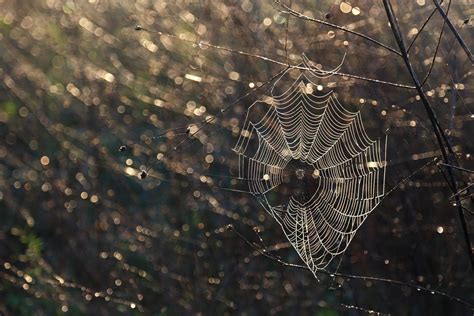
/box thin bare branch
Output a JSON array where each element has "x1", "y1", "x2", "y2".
[
  {"x1": 229, "y1": 226, "x2": 474, "y2": 310},
  {"x1": 273, "y1": 0, "x2": 402, "y2": 56},
  {"x1": 383, "y1": 0, "x2": 474, "y2": 268},
  {"x1": 432, "y1": 0, "x2": 473, "y2": 62},
  {"x1": 137, "y1": 26, "x2": 416, "y2": 89}
]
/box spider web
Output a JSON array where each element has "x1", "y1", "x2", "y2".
[{"x1": 233, "y1": 56, "x2": 388, "y2": 278}]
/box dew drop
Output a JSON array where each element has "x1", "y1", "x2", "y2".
[
  {"x1": 340, "y1": 2, "x2": 352, "y2": 14},
  {"x1": 312, "y1": 169, "x2": 320, "y2": 178}
]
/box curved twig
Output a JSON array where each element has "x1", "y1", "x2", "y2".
[
  {"x1": 421, "y1": 0, "x2": 451, "y2": 86},
  {"x1": 407, "y1": 1, "x2": 443, "y2": 53}
]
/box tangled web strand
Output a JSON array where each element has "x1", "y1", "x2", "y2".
[{"x1": 233, "y1": 56, "x2": 388, "y2": 278}]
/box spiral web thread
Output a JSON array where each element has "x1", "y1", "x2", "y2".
[{"x1": 233, "y1": 56, "x2": 387, "y2": 278}]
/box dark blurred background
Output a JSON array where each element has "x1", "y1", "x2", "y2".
[{"x1": 0, "y1": 0, "x2": 473, "y2": 315}]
